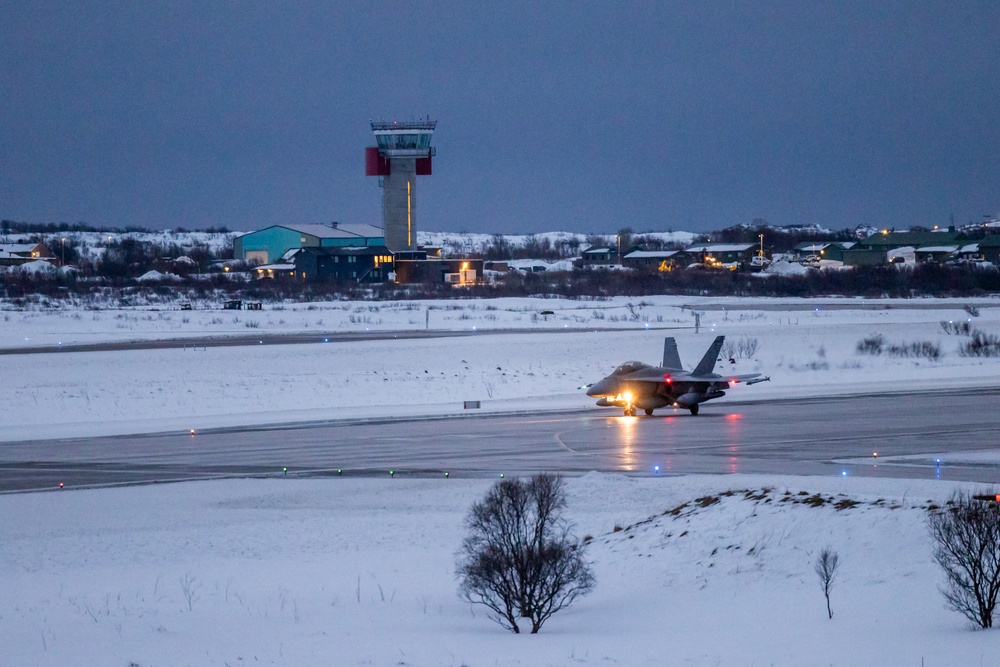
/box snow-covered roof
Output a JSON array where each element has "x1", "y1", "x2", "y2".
[
  {"x1": 582, "y1": 246, "x2": 613, "y2": 254},
  {"x1": 959, "y1": 244, "x2": 980, "y2": 253},
  {"x1": 915, "y1": 246, "x2": 959, "y2": 253},
  {"x1": 278, "y1": 223, "x2": 384, "y2": 240},
  {"x1": 255, "y1": 263, "x2": 296, "y2": 271},
  {"x1": 0, "y1": 243, "x2": 43, "y2": 254},
  {"x1": 684, "y1": 243, "x2": 755, "y2": 253},
  {"x1": 624, "y1": 250, "x2": 678, "y2": 259}
]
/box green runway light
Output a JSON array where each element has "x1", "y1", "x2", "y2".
[
  {"x1": 389, "y1": 470, "x2": 394, "y2": 476},
  {"x1": 283, "y1": 467, "x2": 287, "y2": 475},
  {"x1": 499, "y1": 473, "x2": 504, "y2": 478},
  {"x1": 337, "y1": 469, "x2": 342, "y2": 476},
  {"x1": 444, "y1": 472, "x2": 449, "y2": 478}
]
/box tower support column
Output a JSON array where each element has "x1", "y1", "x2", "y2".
[{"x1": 382, "y1": 158, "x2": 417, "y2": 251}]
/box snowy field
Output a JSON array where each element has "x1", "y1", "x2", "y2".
[
  {"x1": 4, "y1": 474, "x2": 1000, "y2": 666},
  {"x1": 4, "y1": 295, "x2": 1000, "y2": 665}
]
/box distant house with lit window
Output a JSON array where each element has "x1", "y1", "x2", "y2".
[
  {"x1": 0, "y1": 242, "x2": 55, "y2": 267},
  {"x1": 680, "y1": 243, "x2": 756, "y2": 266},
  {"x1": 622, "y1": 249, "x2": 680, "y2": 271},
  {"x1": 234, "y1": 223, "x2": 385, "y2": 265},
  {"x1": 792, "y1": 242, "x2": 855, "y2": 262}
]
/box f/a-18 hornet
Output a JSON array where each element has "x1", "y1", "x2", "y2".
[{"x1": 585, "y1": 336, "x2": 769, "y2": 416}]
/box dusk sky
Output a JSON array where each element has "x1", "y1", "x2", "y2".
[{"x1": 2, "y1": 1, "x2": 998, "y2": 234}]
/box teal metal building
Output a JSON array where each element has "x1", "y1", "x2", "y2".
[{"x1": 234, "y1": 223, "x2": 386, "y2": 265}]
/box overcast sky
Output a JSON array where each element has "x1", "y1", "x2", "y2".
[{"x1": 2, "y1": 1, "x2": 998, "y2": 234}]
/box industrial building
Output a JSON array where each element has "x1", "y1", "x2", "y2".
[{"x1": 234, "y1": 223, "x2": 385, "y2": 265}]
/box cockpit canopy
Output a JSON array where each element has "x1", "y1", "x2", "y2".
[{"x1": 612, "y1": 361, "x2": 650, "y2": 376}]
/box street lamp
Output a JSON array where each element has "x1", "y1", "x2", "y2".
[{"x1": 61, "y1": 237, "x2": 66, "y2": 266}]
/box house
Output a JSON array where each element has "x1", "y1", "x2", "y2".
[
  {"x1": 622, "y1": 249, "x2": 680, "y2": 271},
  {"x1": 680, "y1": 243, "x2": 756, "y2": 267},
  {"x1": 579, "y1": 246, "x2": 618, "y2": 265},
  {"x1": 855, "y1": 230, "x2": 965, "y2": 253},
  {"x1": 975, "y1": 236, "x2": 1000, "y2": 264},
  {"x1": 252, "y1": 263, "x2": 297, "y2": 280},
  {"x1": 792, "y1": 242, "x2": 856, "y2": 262},
  {"x1": 234, "y1": 223, "x2": 385, "y2": 265},
  {"x1": 914, "y1": 245, "x2": 960, "y2": 263},
  {"x1": 0, "y1": 242, "x2": 55, "y2": 267},
  {"x1": 281, "y1": 246, "x2": 395, "y2": 283},
  {"x1": 956, "y1": 243, "x2": 985, "y2": 262},
  {"x1": 393, "y1": 258, "x2": 483, "y2": 285}
]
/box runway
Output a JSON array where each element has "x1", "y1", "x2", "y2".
[{"x1": 3, "y1": 387, "x2": 1000, "y2": 492}]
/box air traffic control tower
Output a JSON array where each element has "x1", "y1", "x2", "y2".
[{"x1": 365, "y1": 119, "x2": 436, "y2": 252}]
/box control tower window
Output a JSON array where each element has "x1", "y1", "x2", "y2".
[{"x1": 375, "y1": 133, "x2": 433, "y2": 151}]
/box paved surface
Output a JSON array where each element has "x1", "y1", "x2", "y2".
[{"x1": 3, "y1": 388, "x2": 1000, "y2": 492}]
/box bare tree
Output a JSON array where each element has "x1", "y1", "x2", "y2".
[
  {"x1": 814, "y1": 547, "x2": 840, "y2": 619},
  {"x1": 929, "y1": 491, "x2": 1000, "y2": 629},
  {"x1": 456, "y1": 473, "x2": 595, "y2": 634}
]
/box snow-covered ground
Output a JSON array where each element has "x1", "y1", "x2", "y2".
[
  {"x1": 3, "y1": 473, "x2": 999, "y2": 666},
  {"x1": 4, "y1": 295, "x2": 1000, "y2": 665}
]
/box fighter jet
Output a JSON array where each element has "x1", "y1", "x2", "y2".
[{"x1": 585, "y1": 336, "x2": 769, "y2": 416}]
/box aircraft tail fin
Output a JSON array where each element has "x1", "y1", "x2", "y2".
[
  {"x1": 692, "y1": 336, "x2": 725, "y2": 375},
  {"x1": 661, "y1": 338, "x2": 682, "y2": 369}
]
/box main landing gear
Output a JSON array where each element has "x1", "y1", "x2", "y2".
[{"x1": 623, "y1": 405, "x2": 699, "y2": 416}]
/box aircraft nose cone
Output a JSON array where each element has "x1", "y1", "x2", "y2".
[{"x1": 586, "y1": 378, "x2": 614, "y2": 397}]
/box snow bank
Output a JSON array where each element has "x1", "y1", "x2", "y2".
[{"x1": 1, "y1": 473, "x2": 995, "y2": 666}]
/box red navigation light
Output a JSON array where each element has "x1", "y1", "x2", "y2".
[
  {"x1": 726, "y1": 413, "x2": 742, "y2": 420},
  {"x1": 663, "y1": 374, "x2": 672, "y2": 383}
]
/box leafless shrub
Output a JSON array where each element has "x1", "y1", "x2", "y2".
[
  {"x1": 814, "y1": 547, "x2": 841, "y2": 619},
  {"x1": 856, "y1": 334, "x2": 884, "y2": 355},
  {"x1": 738, "y1": 336, "x2": 760, "y2": 358},
  {"x1": 929, "y1": 491, "x2": 1000, "y2": 629},
  {"x1": 959, "y1": 331, "x2": 1000, "y2": 358},
  {"x1": 179, "y1": 573, "x2": 200, "y2": 612},
  {"x1": 941, "y1": 320, "x2": 972, "y2": 335},
  {"x1": 722, "y1": 336, "x2": 761, "y2": 360},
  {"x1": 456, "y1": 473, "x2": 595, "y2": 634},
  {"x1": 884, "y1": 341, "x2": 942, "y2": 361}
]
